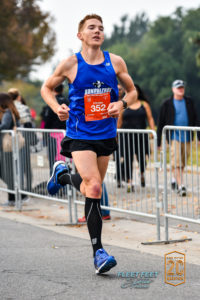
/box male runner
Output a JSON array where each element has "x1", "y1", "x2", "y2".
[{"x1": 41, "y1": 14, "x2": 137, "y2": 274}]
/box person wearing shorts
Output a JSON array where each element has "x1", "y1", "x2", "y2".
[
  {"x1": 157, "y1": 79, "x2": 200, "y2": 196},
  {"x1": 41, "y1": 14, "x2": 137, "y2": 274},
  {"x1": 171, "y1": 140, "x2": 190, "y2": 170}
]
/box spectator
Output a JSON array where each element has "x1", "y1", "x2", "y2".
[
  {"x1": 44, "y1": 84, "x2": 69, "y2": 130},
  {"x1": 117, "y1": 83, "x2": 125, "y2": 103},
  {"x1": 118, "y1": 83, "x2": 155, "y2": 192},
  {"x1": 30, "y1": 108, "x2": 37, "y2": 127},
  {"x1": 0, "y1": 93, "x2": 20, "y2": 206},
  {"x1": 115, "y1": 83, "x2": 125, "y2": 187},
  {"x1": 8, "y1": 88, "x2": 33, "y2": 193},
  {"x1": 8, "y1": 88, "x2": 32, "y2": 127},
  {"x1": 42, "y1": 84, "x2": 69, "y2": 173},
  {"x1": 40, "y1": 105, "x2": 48, "y2": 129},
  {"x1": 157, "y1": 79, "x2": 200, "y2": 196}
]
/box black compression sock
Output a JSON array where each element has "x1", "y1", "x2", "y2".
[
  {"x1": 58, "y1": 173, "x2": 82, "y2": 192},
  {"x1": 85, "y1": 197, "x2": 103, "y2": 256}
]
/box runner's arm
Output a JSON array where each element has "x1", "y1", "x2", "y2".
[
  {"x1": 41, "y1": 58, "x2": 74, "y2": 121},
  {"x1": 116, "y1": 56, "x2": 137, "y2": 105},
  {"x1": 108, "y1": 55, "x2": 137, "y2": 117}
]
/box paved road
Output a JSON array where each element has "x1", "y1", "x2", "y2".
[{"x1": 0, "y1": 217, "x2": 199, "y2": 300}]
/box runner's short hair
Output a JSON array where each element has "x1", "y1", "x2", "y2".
[{"x1": 78, "y1": 14, "x2": 103, "y2": 32}]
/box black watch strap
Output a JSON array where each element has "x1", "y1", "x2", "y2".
[{"x1": 120, "y1": 99, "x2": 128, "y2": 109}]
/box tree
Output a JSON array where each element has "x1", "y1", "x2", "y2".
[
  {"x1": 127, "y1": 12, "x2": 149, "y2": 44},
  {"x1": 103, "y1": 13, "x2": 149, "y2": 48},
  {"x1": 103, "y1": 7, "x2": 200, "y2": 119},
  {"x1": 193, "y1": 33, "x2": 200, "y2": 66},
  {"x1": 0, "y1": 0, "x2": 56, "y2": 82}
]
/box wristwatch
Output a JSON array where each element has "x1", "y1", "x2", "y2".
[{"x1": 120, "y1": 99, "x2": 128, "y2": 109}]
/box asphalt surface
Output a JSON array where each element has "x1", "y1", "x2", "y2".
[{"x1": 0, "y1": 217, "x2": 200, "y2": 300}]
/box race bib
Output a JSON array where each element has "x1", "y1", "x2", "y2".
[
  {"x1": 84, "y1": 93, "x2": 110, "y2": 122},
  {"x1": 84, "y1": 92, "x2": 111, "y2": 122}
]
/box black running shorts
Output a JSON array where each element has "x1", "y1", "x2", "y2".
[{"x1": 60, "y1": 136, "x2": 118, "y2": 158}]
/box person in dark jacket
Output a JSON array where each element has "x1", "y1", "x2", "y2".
[
  {"x1": 43, "y1": 84, "x2": 69, "y2": 173},
  {"x1": 44, "y1": 84, "x2": 69, "y2": 130},
  {"x1": 0, "y1": 93, "x2": 20, "y2": 206},
  {"x1": 157, "y1": 79, "x2": 200, "y2": 196}
]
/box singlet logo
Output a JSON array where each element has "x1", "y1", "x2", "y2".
[
  {"x1": 85, "y1": 80, "x2": 112, "y2": 95},
  {"x1": 93, "y1": 80, "x2": 104, "y2": 88},
  {"x1": 85, "y1": 87, "x2": 112, "y2": 94}
]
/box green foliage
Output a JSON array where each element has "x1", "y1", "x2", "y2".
[
  {"x1": 1, "y1": 5, "x2": 200, "y2": 124},
  {"x1": 0, "y1": 0, "x2": 56, "y2": 82},
  {"x1": 103, "y1": 6, "x2": 200, "y2": 119},
  {"x1": 104, "y1": 13, "x2": 149, "y2": 48}
]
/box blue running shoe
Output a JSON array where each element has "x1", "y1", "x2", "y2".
[
  {"x1": 47, "y1": 161, "x2": 69, "y2": 195},
  {"x1": 94, "y1": 248, "x2": 117, "y2": 274}
]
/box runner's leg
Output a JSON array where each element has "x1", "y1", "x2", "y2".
[
  {"x1": 57, "y1": 153, "x2": 110, "y2": 196},
  {"x1": 76, "y1": 155, "x2": 110, "y2": 221},
  {"x1": 97, "y1": 155, "x2": 110, "y2": 181},
  {"x1": 72, "y1": 151, "x2": 110, "y2": 256},
  {"x1": 58, "y1": 169, "x2": 82, "y2": 191}
]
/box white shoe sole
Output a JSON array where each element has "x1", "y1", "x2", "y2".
[
  {"x1": 95, "y1": 257, "x2": 117, "y2": 274},
  {"x1": 47, "y1": 160, "x2": 67, "y2": 189}
]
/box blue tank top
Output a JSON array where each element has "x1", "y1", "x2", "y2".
[{"x1": 66, "y1": 51, "x2": 118, "y2": 140}]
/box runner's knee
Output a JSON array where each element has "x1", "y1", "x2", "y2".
[{"x1": 84, "y1": 177, "x2": 102, "y2": 198}]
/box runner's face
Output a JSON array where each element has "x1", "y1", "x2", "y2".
[{"x1": 78, "y1": 19, "x2": 104, "y2": 46}]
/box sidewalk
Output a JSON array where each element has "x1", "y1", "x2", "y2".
[{"x1": 0, "y1": 194, "x2": 200, "y2": 266}]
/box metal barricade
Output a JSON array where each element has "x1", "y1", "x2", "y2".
[
  {"x1": 0, "y1": 130, "x2": 18, "y2": 203},
  {"x1": 0, "y1": 128, "x2": 73, "y2": 223},
  {"x1": 0, "y1": 127, "x2": 161, "y2": 237},
  {"x1": 73, "y1": 129, "x2": 161, "y2": 240},
  {"x1": 162, "y1": 126, "x2": 200, "y2": 241}
]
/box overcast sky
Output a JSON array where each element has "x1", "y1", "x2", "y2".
[{"x1": 31, "y1": 0, "x2": 200, "y2": 81}]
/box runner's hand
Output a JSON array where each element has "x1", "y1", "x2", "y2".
[
  {"x1": 57, "y1": 104, "x2": 70, "y2": 121},
  {"x1": 107, "y1": 101, "x2": 123, "y2": 118}
]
